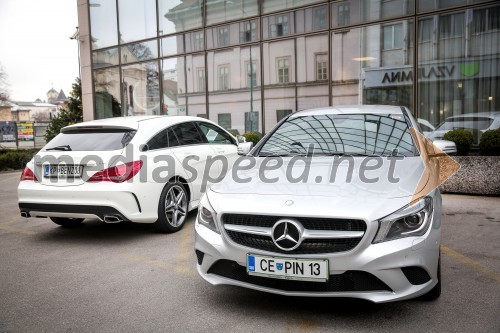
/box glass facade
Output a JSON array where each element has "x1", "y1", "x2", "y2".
[{"x1": 88, "y1": 0, "x2": 499, "y2": 135}]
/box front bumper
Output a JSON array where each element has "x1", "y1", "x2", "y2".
[{"x1": 195, "y1": 215, "x2": 440, "y2": 303}]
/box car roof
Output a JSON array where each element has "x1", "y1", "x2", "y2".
[
  {"x1": 290, "y1": 105, "x2": 405, "y2": 118},
  {"x1": 62, "y1": 115, "x2": 208, "y2": 132},
  {"x1": 445, "y1": 112, "x2": 500, "y2": 119}
]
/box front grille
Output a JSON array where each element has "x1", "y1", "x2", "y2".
[
  {"x1": 401, "y1": 266, "x2": 431, "y2": 285},
  {"x1": 226, "y1": 231, "x2": 361, "y2": 255},
  {"x1": 208, "y1": 260, "x2": 392, "y2": 292},
  {"x1": 222, "y1": 214, "x2": 366, "y2": 254}
]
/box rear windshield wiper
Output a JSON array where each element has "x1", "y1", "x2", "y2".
[{"x1": 46, "y1": 145, "x2": 72, "y2": 151}]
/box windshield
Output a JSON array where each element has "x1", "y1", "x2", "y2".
[
  {"x1": 436, "y1": 117, "x2": 493, "y2": 131},
  {"x1": 259, "y1": 114, "x2": 416, "y2": 156},
  {"x1": 43, "y1": 129, "x2": 136, "y2": 152}
]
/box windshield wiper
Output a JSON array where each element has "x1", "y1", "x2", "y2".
[{"x1": 46, "y1": 145, "x2": 72, "y2": 151}]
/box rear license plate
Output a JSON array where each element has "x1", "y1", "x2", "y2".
[
  {"x1": 247, "y1": 254, "x2": 329, "y2": 282},
  {"x1": 44, "y1": 165, "x2": 83, "y2": 178}
]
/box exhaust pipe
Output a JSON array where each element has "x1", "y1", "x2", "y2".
[
  {"x1": 103, "y1": 215, "x2": 123, "y2": 223},
  {"x1": 20, "y1": 211, "x2": 30, "y2": 218}
]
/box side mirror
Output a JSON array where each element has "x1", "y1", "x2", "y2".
[
  {"x1": 237, "y1": 142, "x2": 253, "y2": 155},
  {"x1": 432, "y1": 140, "x2": 457, "y2": 156},
  {"x1": 236, "y1": 135, "x2": 246, "y2": 144}
]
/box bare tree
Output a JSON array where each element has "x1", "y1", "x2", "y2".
[{"x1": 0, "y1": 62, "x2": 10, "y2": 101}]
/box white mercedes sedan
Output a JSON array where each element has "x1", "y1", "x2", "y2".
[
  {"x1": 18, "y1": 116, "x2": 252, "y2": 232},
  {"x1": 195, "y1": 105, "x2": 443, "y2": 303}
]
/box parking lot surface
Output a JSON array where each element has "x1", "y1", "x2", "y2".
[{"x1": 1, "y1": 171, "x2": 499, "y2": 332}]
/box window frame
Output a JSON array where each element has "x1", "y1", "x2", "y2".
[
  {"x1": 218, "y1": 65, "x2": 230, "y2": 90},
  {"x1": 315, "y1": 53, "x2": 328, "y2": 81},
  {"x1": 276, "y1": 57, "x2": 290, "y2": 84},
  {"x1": 382, "y1": 23, "x2": 404, "y2": 50}
]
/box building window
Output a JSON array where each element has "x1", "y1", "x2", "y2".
[
  {"x1": 271, "y1": 15, "x2": 289, "y2": 37},
  {"x1": 338, "y1": 3, "x2": 350, "y2": 26},
  {"x1": 383, "y1": 24, "x2": 403, "y2": 50},
  {"x1": 194, "y1": 31, "x2": 204, "y2": 51},
  {"x1": 247, "y1": 62, "x2": 257, "y2": 87},
  {"x1": 277, "y1": 57, "x2": 290, "y2": 83},
  {"x1": 439, "y1": 13, "x2": 465, "y2": 38},
  {"x1": 316, "y1": 53, "x2": 328, "y2": 81},
  {"x1": 245, "y1": 111, "x2": 259, "y2": 132},
  {"x1": 218, "y1": 113, "x2": 231, "y2": 129},
  {"x1": 197, "y1": 69, "x2": 205, "y2": 92},
  {"x1": 313, "y1": 6, "x2": 327, "y2": 30},
  {"x1": 218, "y1": 65, "x2": 229, "y2": 90},
  {"x1": 276, "y1": 109, "x2": 292, "y2": 122},
  {"x1": 240, "y1": 20, "x2": 257, "y2": 42},
  {"x1": 472, "y1": 6, "x2": 500, "y2": 34},
  {"x1": 218, "y1": 26, "x2": 229, "y2": 47},
  {"x1": 419, "y1": 18, "x2": 433, "y2": 42}
]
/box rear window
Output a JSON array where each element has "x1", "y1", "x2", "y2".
[{"x1": 43, "y1": 129, "x2": 136, "y2": 151}]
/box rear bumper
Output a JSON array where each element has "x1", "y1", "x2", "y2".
[
  {"x1": 17, "y1": 181, "x2": 159, "y2": 223},
  {"x1": 19, "y1": 203, "x2": 129, "y2": 222}
]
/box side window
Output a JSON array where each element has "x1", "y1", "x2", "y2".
[
  {"x1": 147, "y1": 128, "x2": 169, "y2": 150},
  {"x1": 171, "y1": 122, "x2": 205, "y2": 146},
  {"x1": 198, "y1": 122, "x2": 235, "y2": 145}
]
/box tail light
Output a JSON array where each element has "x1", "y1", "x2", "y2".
[
  {"x1": 87, "y1": 160, "x2": 143, "y2": 183},
  {"x1": 20, "y1": 167, "x2": 38, "y2": 181}
]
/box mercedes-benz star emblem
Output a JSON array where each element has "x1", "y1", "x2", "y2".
[{"x1": 271, "y1": 219, "x2": 303, "y2": 251}]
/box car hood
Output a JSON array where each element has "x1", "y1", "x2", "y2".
[
  {"x1": 208, "y1": 156, "x2": 428, "y2": 222},
  {"x1": 211, "y1": 156, "x2": 426, "y2": 200}
]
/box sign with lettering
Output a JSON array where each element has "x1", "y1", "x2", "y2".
[
  {"x1": 0, "y1": 121, "x2": 17, "y2": 142},
  {"x1": 17, "y1": 122, "x2": 34, "y2": 141}
]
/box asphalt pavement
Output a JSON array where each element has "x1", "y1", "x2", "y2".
[{"x1": 0, "y1": 171, "x2": 499, "y2": 333}]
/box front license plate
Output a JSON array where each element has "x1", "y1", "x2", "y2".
[
  {"x1": 44, "y1": 165, "x2": 83, "y2": 178},
  {"x1": 247, "y1": 254, "x2": 329, "y2": 282}
]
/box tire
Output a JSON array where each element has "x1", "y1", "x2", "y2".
[
  {"x1": 154, "y1": 180, "x2": 189, "y2": 233},
  {"x1": 420, "y1": 254, "x2": 441, "y2": 301},
  {"x1": 50, "y1": 217, "x2": 84, "y2": 228}
]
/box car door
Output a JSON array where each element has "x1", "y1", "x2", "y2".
[
  {"x1": 169, "y1": 121, "x2": 219, "y2": 202},
  {"x1": 196, "y1": 121, "x2": 239, "y2": 173}
]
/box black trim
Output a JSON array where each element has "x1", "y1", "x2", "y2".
[
  {"x1": 19, "y1": 203, "x2": 129, "y2": 221},
  {"x1": 195, "y1": 250, "x2": 205, "y2": 265},
  {"x1": 131, "y1": 193, "x2": 142, "y2": 213},
  {"x1": 401, "y1": 266, "x2": 431, "y2": 285},
  {"x1": 208, "y1": 260, "x2": 392, "y2": 293}
]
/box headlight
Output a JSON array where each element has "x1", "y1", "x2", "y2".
[
  {"x1": 197, "y1": 194, "x2": 220, "y2": 234},
  {"x1": 373, "y1": 197, "x2": 433, "y2": 243}
]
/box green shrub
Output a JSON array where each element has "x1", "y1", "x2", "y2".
[
  {"x1": 480, "y1": 129, "x2": 500, "y2": 156},
  {"x1": 443, "y1": 129, "x2": 473, "y2": 156},
  {"x1": 242, "y1": 131, "x2": 262, "y2": 146},
  {"x1": 0, "y1": 149, "x2": 39, "y2": 171}
]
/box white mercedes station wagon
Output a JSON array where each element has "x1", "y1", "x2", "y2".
[
  {"x1": 18, "y1": 116, "x2": 252, "y2": 233},
  {"x1": 195, "y1": 105, "x2": 443, "y2": 303}
]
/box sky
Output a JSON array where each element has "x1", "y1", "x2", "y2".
[{"x1": 0, "y1": 0, "x2": 79, "y2": 102}]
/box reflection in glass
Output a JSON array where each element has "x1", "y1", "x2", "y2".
[
  {"x1": 208, "y1": 46, "x2": 261, "y2": 133},
  {"x1": 159, "y1": 0, "x2": 202, "y2": 35},
  {"x1": 161, "y1": 35, "x2": 184, "y2": 57},
  {"x1": 332, "y1": 0, "x2": 414, "y2": 27},
  {"x1": 260, "y1": 114, "x2": 416, "y2": 156},
  {"x1": 121, "y1": 40, "x2": 158, "y2": 64},
  {"x1": 92, "y1": 48, "x2": 119, "y2": 69},
  {"x1": 262, "y1": 0, "x2": 324, "y2": 14},
  {"x1": 418, "y1": 5, "x2": 499, "y2": 145},
  {"x1": 331, "y1": 22, "x2": 413, "y2": 109},
  {"x1": 121, "y1": 61, "x2": 160, "y2": 116},
  {"x1": 206, "y1": 20, "x2": 259, "y2": 49},
  {"x1": 118, "y1": 0, "x2": 157, "y2": 43},
  {"x1": 90, "y1": 0, "x2": 118, "y2": 49},
  {"x1": 162, "y1": 58, "x2": 182, "y2": 116},
  {"x1": 94, "y1": 67, "x2": 122, "y2": 119},
  {"x1": 206, "y1": 0, "x2": 258, "y2": 26}
]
